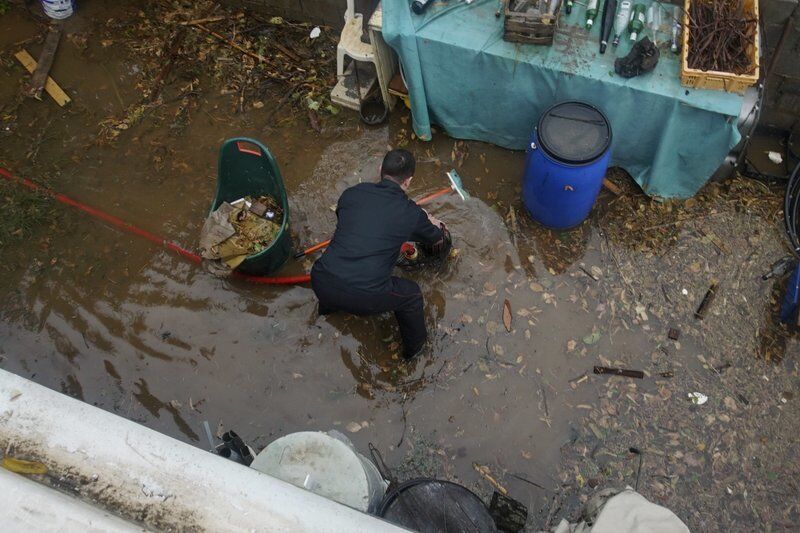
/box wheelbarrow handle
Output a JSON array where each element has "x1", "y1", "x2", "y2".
[
  {"x1": 293, "y1": 239, "x2": 331, "y2": 260},
  {"x1": 293, "y1": 186, "x2": 452, "y2": 260}
]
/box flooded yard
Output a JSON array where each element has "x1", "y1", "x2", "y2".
[{"x1": 1, "y1": 1, "x2": 798, "y2": 531}]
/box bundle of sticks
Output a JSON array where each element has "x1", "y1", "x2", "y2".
[{"x1": 686, "y1": 0, "x2": 757, "y2": 74}]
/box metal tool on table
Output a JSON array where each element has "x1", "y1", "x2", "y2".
[
  {"x1": 599, "y1": 0, "x2": 618, "y2": 53},
  {"x1": 293, "y1": 170, "x2": 468, "y2": 260}
]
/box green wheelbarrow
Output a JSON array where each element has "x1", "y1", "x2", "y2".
[{"x1": 210, "y1": 138, "x2": 292, "y2": 275}]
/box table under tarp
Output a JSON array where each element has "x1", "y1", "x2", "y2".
[{"x1": 382, "y1": 0, "x2": 747, "y2": 198}]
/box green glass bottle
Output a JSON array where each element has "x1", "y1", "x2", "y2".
[
  {"x1": 585, "y1": 0, "x2": 599, "y2": 29},
  {"x1": 628, "y1": 4, "x2": 646, "y2": 41}
]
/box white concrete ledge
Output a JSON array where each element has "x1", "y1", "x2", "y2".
[{"x1": 0, "y1": 369, "x2": 405, "y2": 532}]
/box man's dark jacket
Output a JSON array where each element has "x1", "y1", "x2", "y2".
[{"x1": 313, "y1": 179, "x2": 443, "y2": 292}]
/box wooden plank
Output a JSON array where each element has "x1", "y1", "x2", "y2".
[
  {"x1": 28, "y1": 24, "x2": 63, "y2": 100},
  {"x1": 602, "y1": 178, "x2": 623, "y2": 196},
  {"x1": 14, "y1": 49, "x2": 71, "y2": 107}
]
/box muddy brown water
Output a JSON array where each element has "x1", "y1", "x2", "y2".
[{"x1": 0, "y1": 2, "x2": 722, "y2": 526}]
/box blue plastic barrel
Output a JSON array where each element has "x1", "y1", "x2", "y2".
[{"x1": 523, "y1": 101, "x2": 613, "y2": 229}]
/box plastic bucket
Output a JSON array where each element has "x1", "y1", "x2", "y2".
[
  {"x1": 522, "y1": 101, "x2": 612, "y2": 229},
  {"x1": 41, "y1": 0, "x2": 74, "y2": 19},
  {"x1": 249, "y1": 431, "x2": 387, "y2": 513}
]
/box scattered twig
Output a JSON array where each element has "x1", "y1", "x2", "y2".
[
  {"x1": 579, "y1": 266, "x2": 599, "y2": 281},
  {"x1": 473, "y1": 463, "x2": 509, "y2": 495},
  {"x1": 509, "y1": 472, "x2": 551, "y2": 492},
  {"x1": 629, "y1": 447, "x2": 644, "y2": 491},
  {"x1": 695, "y1": 281, "x2": 719, "y2": 320},
  {"x1": 397, "y1": 403, "x2": 408, "y2": 447},
  {"x1": 147, "y1": 28, "x2": 187, "y2": 103},
  {"x1": 179, "y1": 14, "x2": 242, "y2": 26},
  {"x1": 27, "y1": 23, "x2": 62, "y2": 100},
  {"x1": 593, "y1": 366, "x2": 644, "y2": 379},
  {"x1": 642, "y1": 212, "x2": 721, "y2": 232},
  {"x1": 192, "y1": 23, "x2": 271, "y2": 64}
]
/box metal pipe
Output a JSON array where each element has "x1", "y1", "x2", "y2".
[{"x1": 0, "y1": 369, "x2": 405, "y2": 532}]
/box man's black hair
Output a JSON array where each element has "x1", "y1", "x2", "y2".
[{"x1": 381, "y1": 149, "x2": 416, "y2": 182}]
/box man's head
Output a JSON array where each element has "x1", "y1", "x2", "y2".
[{"x1": 380, "y1": 149, "x2": 415, "y2": 190}]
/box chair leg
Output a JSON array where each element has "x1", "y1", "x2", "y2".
[{"x1": 337, "y1": 46, "x2": 347, "y2": 78}]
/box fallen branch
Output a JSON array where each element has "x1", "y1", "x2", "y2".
[
  {"x1": 473, "y1": 463, "x2": 508, "y2": 495},
  {"x1": 179, "y1": 14, "x2": 242, "y2": 26},
  {"x1": 27, "y1": 23, "x2": 62, "y2": 100}
]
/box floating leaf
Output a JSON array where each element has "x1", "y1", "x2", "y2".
[
  {"x1": 567, "y1": 339, "x2": 577, "y2": 352},
  {"x1": 502, "y1": 299, "x2": 512, "y2": 332},
  {"x1": 582, "y1": 331, "x2": 602, "y2": 345},
  {"x1": 345, "y1": 421, "x2": 362, "y2": 433},
  {"x1": 2, "y1": 457, "x2": 47, "y2": 475}
]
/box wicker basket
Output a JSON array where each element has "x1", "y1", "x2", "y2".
[
  {"x1": 680, "y1": 0, "x2": 760, "y2": 94},
  {"x1": 503, "y1": 0, "x2": 560, "y2": 45}
]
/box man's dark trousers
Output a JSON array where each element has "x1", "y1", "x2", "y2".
[
  {"x1": 310, "y1": 178, "x2": 443, "y2": 359},
  {"x1": 311, "y1": 265, "x2": 426, "y2": 358}
]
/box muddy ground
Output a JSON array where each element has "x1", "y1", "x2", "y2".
[{"x1": 0, "y1": 1, "x2": 798, "y2": 531}]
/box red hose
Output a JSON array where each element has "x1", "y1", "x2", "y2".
[{"x1": 0, "y1": 167, "x2": 310, "y2": 285}]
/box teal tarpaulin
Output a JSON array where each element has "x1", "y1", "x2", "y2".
[{"x1": 382, "y1": 0, "x2": 746, "y2": 198}]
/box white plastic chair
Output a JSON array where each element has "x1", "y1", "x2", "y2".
[{"x1": 336, "y1": 0, "x2": 376, "y2": 79}]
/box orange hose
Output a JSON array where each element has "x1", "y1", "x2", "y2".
[{"x1": 0, "y1": 167, "x2": 310, "y2": 285}]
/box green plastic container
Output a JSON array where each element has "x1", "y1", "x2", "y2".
[{"x1": 210, "y1": 138, "x2": 292, "y2": 275}]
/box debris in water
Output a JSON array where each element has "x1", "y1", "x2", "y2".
[
  {"x1": 694, "y1": 281, "x2": 719, "y2": 320},
  {"x1": 502, "y1": 299, "x2": 512, "y2": 332},
  {"x1": 688, "y1": 392, "x2": 708, "y2": 405},
  {"x1": 593, "y1": 366, "x2": 644, "y2": 379},
  {"x1": 473, "y1": 463, "x2": 508, "y2": 495},
  {"x1": 582, "y1": 331, "x2": 602, "y2": 345},
  {"x1": 767, "y1": 151, "x2": 783, "y2": 165}
]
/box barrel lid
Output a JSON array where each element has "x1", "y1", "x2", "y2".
[
  {"x1": 378, "y1": 479, "x2": 497, "y2": 532},
  {"x1": 538, "y1": 101, "x2": 611, "y2": 165},
  {"x1": 250, "y1": 431, "x2": 370, "y2": 511}
]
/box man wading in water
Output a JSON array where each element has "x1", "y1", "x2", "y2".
[{"x1": 311, "y1": 149, "x2": 449, "y2": 360}]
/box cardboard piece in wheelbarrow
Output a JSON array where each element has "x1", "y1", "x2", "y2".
[{"x1": 199, "y1": 196, "x2": 283, "y2": 273}]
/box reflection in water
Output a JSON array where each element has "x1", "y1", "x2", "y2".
[
  {"x1": 521, "y1": 215, "x2": 592, "y2": 275},
  {"x1": 61, "y1": 374, "x2": 84, "y2": 401},
  {"x1": 133, "y1": 378, "x2": 199, "y2": 441}
]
